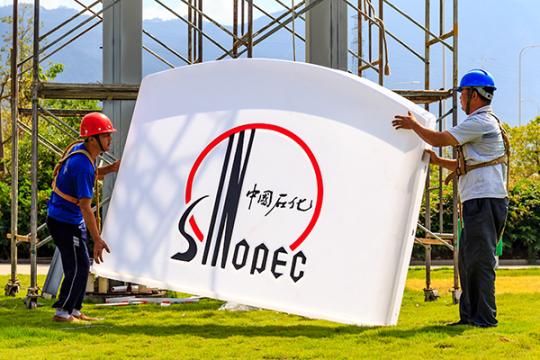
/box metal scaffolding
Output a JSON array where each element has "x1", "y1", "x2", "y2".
[{"x1": 4, "y1": 0, "x2": 459, "y2": 307}]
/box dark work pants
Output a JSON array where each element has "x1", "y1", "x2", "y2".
[
  {"x1": 47, "y1": 217, "x2": 90, "y2": 313},
  {"x1": 459, "y1": 197, "x2": 508, "y2": 327}
]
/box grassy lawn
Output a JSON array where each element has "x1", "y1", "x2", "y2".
[{"x1": 1, "y1": 268, "x2": 539, "y2": 359}]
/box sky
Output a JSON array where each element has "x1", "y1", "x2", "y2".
[
  {"x1": 0, "y1": 0, "x2": 285, "y2": 24},
  {"x1": 1, "y1": 0, "x2": 539, "y2": 125}
]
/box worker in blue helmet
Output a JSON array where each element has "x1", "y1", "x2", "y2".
[{"x1": 392, "y1": 69, "x2": 509, "y2": 328}]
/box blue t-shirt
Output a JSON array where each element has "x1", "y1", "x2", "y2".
[{"x1": 47, "y1": 143, "x2": 96, "y2": 224}]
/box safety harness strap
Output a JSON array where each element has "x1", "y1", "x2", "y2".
[
  {"x1": 444, "y1": 112, "x2": 510, "y2": 189},
  {"x1": 51, "y1": 141, "x2": 96, "y2": 205}
]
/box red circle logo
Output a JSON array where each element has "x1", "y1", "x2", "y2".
[{"x1": 185, "y1": 123, "x2": 323, "y2": 251}]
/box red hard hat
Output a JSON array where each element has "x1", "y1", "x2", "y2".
[{"x1": 80, "y1": 112, "x2": 117, "y2": 137}]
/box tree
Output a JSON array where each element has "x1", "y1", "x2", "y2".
[
  {"x1": 0, "y1": 4, "x2": 34, "y2": 176},
  {"x1": 506, "y1": 178, "x2": 540, "y2": 262},
  {"x1": 508, "y1": 117, "x2": 540, "y2": 184},
  {"x1": 502, "y1": 118, "x2": 540, "y2": 262}
]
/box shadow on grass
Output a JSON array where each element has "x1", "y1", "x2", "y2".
[
  {"x1": 86, "y1": 323, "x2": 469, "y2": 339},
  {"x1": 2, "y1": 321, "x2": 470, "y2": 340},
  {"x1": 0, "y1": 296, "x2": 467, "y2": 340},
  {"x1": 378, "y1": 325, "x2": 469, "y2": 339},
  {"x1": 88, "y1": 323, "x2": 375, "y2": 338},
  {"x1": 0, "y1": 296, "x2": 222, "y2": 312}
]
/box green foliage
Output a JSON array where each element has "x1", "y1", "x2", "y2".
[
  {"x1": 508, "y1": 117, "x2": 540, "y2": 183},
  {"x1": 0, "y1": 5, "x2": 35, "y2": 104},
  {"x1": 505, "y1": 178, "x2": 540, "y2": 261},
  {"x1": 0, "y1": 182, "x2": 10, "y2": 256}
]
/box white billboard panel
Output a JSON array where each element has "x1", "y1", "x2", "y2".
[{"x1": 94, "y1": 59, "x2": 434, "y2": 326}]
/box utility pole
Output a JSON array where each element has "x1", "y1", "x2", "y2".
[{"x1": 518, "y1": 45, "x2": 540, "y2": 126}]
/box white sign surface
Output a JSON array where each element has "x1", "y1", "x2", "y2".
[{"x1": 94, "y1": 59, "x2": 434, "y2": 326}]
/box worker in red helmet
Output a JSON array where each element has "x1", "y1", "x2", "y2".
[{"x1": 47, "y1": 112, "x2": 121, "y2": 322}]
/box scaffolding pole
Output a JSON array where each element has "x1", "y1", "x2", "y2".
[
  {"x1": 5, "y1": 0, "x2": 20, "y2": 297},
  {"x1": 25, "y1": 0, "x2": 40, "y2": 308},
  {"x1": 451, "y1": 0, "x2": 460, "y2": 304}
]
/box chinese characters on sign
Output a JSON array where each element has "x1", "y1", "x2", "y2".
[{"x1": 246, "y1": 183, "x2": 313, "y2": 216}]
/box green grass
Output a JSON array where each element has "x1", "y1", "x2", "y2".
[{"x1": 1, "y1": 269, "x2": 540, "y2": 359}]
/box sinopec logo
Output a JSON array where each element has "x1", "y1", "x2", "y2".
[{"x1": 171, "y1": 123, "x2": 323, "y2": 282}]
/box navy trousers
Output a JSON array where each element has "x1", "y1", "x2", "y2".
[
  {"x1": 47, "y1": 217, "x2": 90, "y2": 313},
  {"x1": 459, "y1": 197, "x2": 508, "y2": 327}
]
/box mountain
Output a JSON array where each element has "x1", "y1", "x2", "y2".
[
  {"x1": 0, "y1": 4, "x2": 305, "y2": 82},
  {"x1": 1, "y1": 2, "x2": 539, "y2": 126}
]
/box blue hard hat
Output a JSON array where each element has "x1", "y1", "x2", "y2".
[{"x1": 456, "y1": 69, "x2": 496, "y2": 91}]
